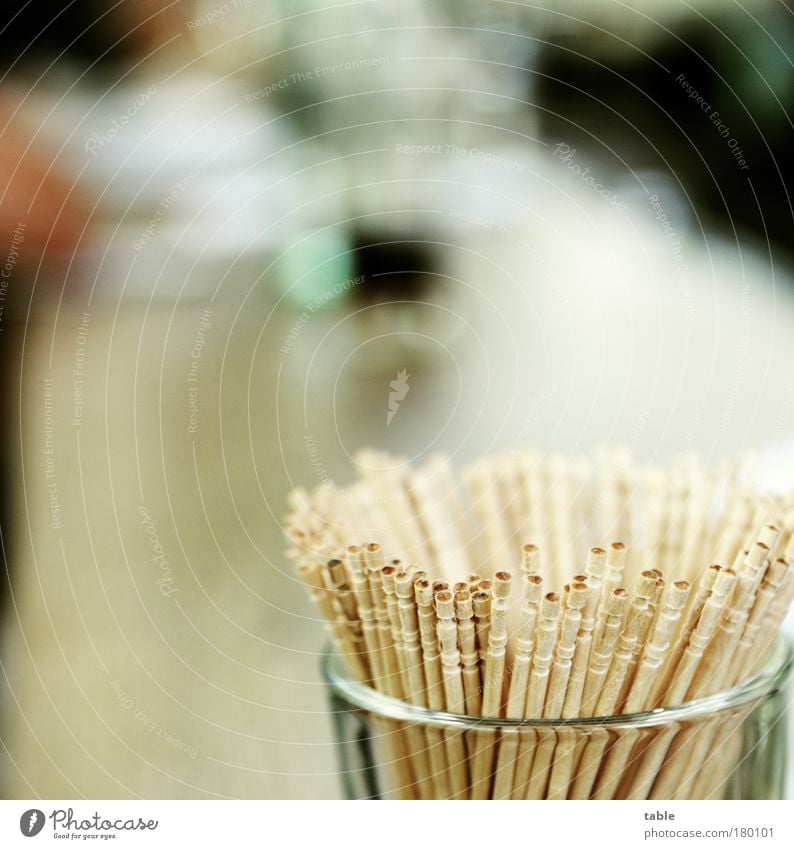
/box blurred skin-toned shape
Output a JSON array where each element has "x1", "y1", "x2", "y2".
[{"x1": 1, "y1": 95, "x2": 92, "y2": 256}]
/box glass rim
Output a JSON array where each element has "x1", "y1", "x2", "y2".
[{"x1": 321, "y1": 635, "x2": 793, "y2": 731}]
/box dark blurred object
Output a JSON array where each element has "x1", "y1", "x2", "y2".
[
  {"x1": 535, "y1": 6, "x2": 794, "y2": 260},
  {"x1": 0, "y1": 0, "x2": 138, "y2": 70},
  {"x1": 351, "y1": 233, "x2": 439, "y2": 305},
  {"x1": 0, "y1": 0, "x2": 190, "y2": 78}
]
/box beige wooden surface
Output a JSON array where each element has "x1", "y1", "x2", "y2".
[
  {"x1": 2, "y1": 207, "x2": 794, "y2": 798},
  {"x1": 2, "y1": 294, "x2": 341, "y2": 798}
]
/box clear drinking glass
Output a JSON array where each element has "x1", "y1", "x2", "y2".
[{"x1": 321, "y1": 637, "x2": 793, "y2": 799}]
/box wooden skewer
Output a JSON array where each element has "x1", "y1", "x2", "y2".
[
  {"x1": 748, "y1": 557, "x2": 794, "y2": 675},
  {"x1": 567, "y1": 587, "x2": 631, "y2": 799},
  {"x1": 591, "y1": 581, "x2": 690, "y2": 800},
  {"x1": 344, "y1": 550, "x2": 384, "y2": 688},
  {"x1": 686, "y1": 558, "x2": 794, "y2": 800},
  {"x1": 409, "y1": 464, "x2": 470, "y2": 579},
  {"x1": 364, "y1": 544, "x2": 393, "y2": 678},
  {"x1": 495, "y1": 453, "x2": 524, "y2": 544},
  {"x1": 690, "y1": 542, "x2": 771, "y2": 699},
  {"x1": 455, "y1": 591, "x2": 482, "y2": 715},
  {"x1": 426, "y1": 454, "x2": 475, "y2": 578},
  {"x1": 414, "y1": 579, "x2": 444, "y2": 710},
  {"x1": 548, "y1": 556, "x2": 603, "y2": 800},
  {"x1": 596, "y1": 571, "x2": 657, "y2": 716},
  {"x1": 545, "y1": 582, "x2": 588, "y2": 718},
  {"x1": 395, "y1": 568, "x2": 427, "y2": 704},
  {"x1": 413, "y1": 577, "x2": 452, "y2": 799},
  {"x1": 382, "y1": 564, "x2": 410, "y2": 696},
  {"x1": 393, "y1": 568, "x2": 436, "y2": 798},
  {"x1": 619, "y1": 575, "x2": 665, "y2": 707},
  {"x1": 472, "y1": 583, "x2": 492, "y2": 670},
  {"x1": 580, "y1": 588, "x2": 630, "y2": 717},
  {"x1": 563, "y1": 548, "x2": 607, "y2": 717},
  {"x1": 662, "y1": 567, "x2": 736, "y2": 706},
  {"x1": 471, "y1": 571, "x2": 512, "y2": 799},
  {"x1": 625, "y1": 581, "x2": 691, "y2": 713},
  {"x1": 464, "y1": 462, "x2": 508, "y2": 573},
  {"x1": 296, "y1": 561, "x2": 369, "y2": 681},
  {"x1": 315, "y1": 550, "x2": 416, "y2": 800},
  {"x1": 286, "y1": 451, "x2": 794, "y2": 800},
  {"x1": 671, "y1": 536, "x2": 782, "y2": 801},
  {"x1": 435, "y1": 589, "x2": 470, "y2": 798},
  {"x1": 647, "y1": 567, "x2": 738, "y2": 800},
  {"x1": 568, "y1": 570, "x2": 656, "y2": 800},
  {"x1": 511, "y1": 591, "x2": 560, "y2": 798},
  {"x1": 482, "y1": 572, "x2": 513, "y2": 716},
  {"x1": 728, "y1": 557, "x2": 788, "y2": 683},
  {"x1": 679, "y1": 472, "x2": 714, "y2": 581},
  {"x1": 527, "y1": 580, "x2": 586, "y2": 799},
  {"x1": 492, "y1": 572, "x2": 543, "y2": 798},
  {"x1": 508, "y1": 574, "x2": 544, "y2": 718},
  {"x1": 651, "y1": 564, "x2": 720, "y2": 705}
]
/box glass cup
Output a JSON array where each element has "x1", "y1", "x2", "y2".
[{"x1": 321, "y1": 637, "x2": 793, "y2": 799}]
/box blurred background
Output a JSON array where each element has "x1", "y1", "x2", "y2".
[{"x1": 1, "y1": 0, "x2": 794, "y2": 798}]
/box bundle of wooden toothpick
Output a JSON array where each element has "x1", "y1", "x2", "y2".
[{"x1": 284, "y1": 449, "x2": 794, "y2": 799}]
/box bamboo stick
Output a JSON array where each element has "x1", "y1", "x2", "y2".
[
  {"x1": 549, "y1": 558, "x2": 601, "y2": 801},
  {"x1": 564, "y1": 548, "x2": 607, "y2": 717},
  {"x1": 471, "y1": 571, "x2": 512, "y2": 798},
  {"x1": 592, "y1": 581, "x2": 690, "y2": 799},
  {"x1": 414, "y1": 577, "x2": 452, "y2": 799},
  {"x1": 285, "y1": 450, "x2": 794, "y2": 800},
  {"x1": 455, "y1": 591, "x2": 482, "y2": 715},
  {"x1": 492, "y1": 573, "x2": 543, "y2": 798},
  {"x1": 512, "y1": 592, "x2": 560, "y2": 798},
  {"x1": 647, "y1": 568, "x2": 738, "y2": 799},
  {"x1": 435, "y1": 589, "x2": 470, "y2": 798},
  {"x1": 580, "y1": 588, "x2": 630, "y2": 717}
]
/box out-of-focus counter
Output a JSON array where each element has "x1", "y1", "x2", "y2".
[{"x1": 3, "y1": 187, "x2": 794, "y2": 798}]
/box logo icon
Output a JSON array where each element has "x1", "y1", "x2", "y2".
[
  {"x1": 20, "y1": 809, "x2": 45, "y2": 837},
  {"x1": 386, "y1": 369, "x2": 410, "y2": 426}
]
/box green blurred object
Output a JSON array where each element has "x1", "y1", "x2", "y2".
[{"x1": 279, "y1": 229, "x2": 355, "y2": 310}]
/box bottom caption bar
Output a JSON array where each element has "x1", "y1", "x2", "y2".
[{"x1": 1, "y1": 800, "x2": 790, "y2": 847}]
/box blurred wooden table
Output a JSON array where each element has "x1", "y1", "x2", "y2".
[
  {"x1": 1, "y1": 293, "x2": 344, "y2": 798},
  {"x1": 3, "y1": 209, "x2": 794, "y2": 798}
]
